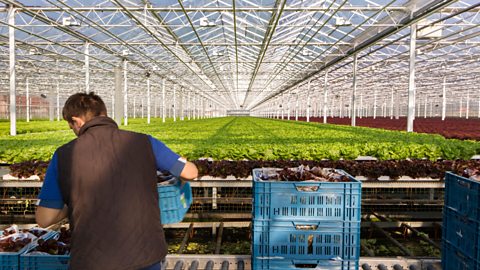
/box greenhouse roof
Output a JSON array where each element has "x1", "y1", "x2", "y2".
[{"x1": 0, "y1": 0, "x2": 478, "y2": 110}]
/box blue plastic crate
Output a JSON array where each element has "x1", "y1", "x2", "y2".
[
  {"x1": 20, "y1": 253, "x2": 69, "y2": 270},
  {"x1": 252, "y1": 168, "x2": 361, "y2": 222},
  {"x1": 442, "y1": 241, "x2": 480, "y2": 270},
  {"x1": 20, "y1": 233, "x2": 69, "y2": 270},
  {"x1": 252, "y1": 220, "x2": 360, "y2": 262},
  {"x1": 442, "y1": 207, "x2": 480, "y2": 262},
  {"x1": 0, "y1": 251, "x2": 22, "y2": 270},
  {"x1": 252, "y1": 258, "x2": 358, "y2": 270},
  {"x1": 158, "y1": 179, "x2": 192, "y2": 224},
  {"x1": 445, "y1": 172, "x2": 480, "y2": 222},
  {"x1": 0, "y1": 229, "x2": 55, "y2": 270}
]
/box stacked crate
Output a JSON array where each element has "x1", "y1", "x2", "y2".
[
  {"x1": 252, "y1": 168, "x2": 361, "y2": 270},
  {"x1": 442, "y1": 172, "x2": 480, "y2": 269}
]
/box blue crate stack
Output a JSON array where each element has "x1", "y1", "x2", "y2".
[
  {"x1": 252, "y1": 168, "x2": 362, "y2": 270},
  {"x1": 442, "y1": 172, "x2": 480, "y2": 270}
]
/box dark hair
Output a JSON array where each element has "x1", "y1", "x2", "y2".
[{"x1": 62, "y1": 92, "x2": 107, "y2": 123}]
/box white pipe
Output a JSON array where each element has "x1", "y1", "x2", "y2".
[
  {"x1": 466, "y1": 91, "x2": 470, "y2": 119},
  {"x1": 442, "y1": 77, "x2": 446, "y2": 120},
  {"x1": 85, "y1": 42, "x2": 89, "y2": 93},
  {"x1": 133, "y1": 96, "x2": 136, "y2": 119},
  {"x1": 9, "y1": 5, "x2": 16, "y2": 135},
  {"x1": 26, "y1": 78, "x2": 30, "y2": 122},
  {"x1": 323, "y1": 72, "x2": 328, "y2": 124},
  {"x1": 407, "y1": 24, "x2": 417, "y2": 132},
  {"x1": 56, "y1": 81, "x2": 60, "y2": 121},
  {"x1": 123, "y1": 60, "x2": 128, "y2": 126},
  {"x1": 162, "y1": 78, "x2": 166, "y2": 123},
  {"x1": 306, "y1": 80, "x2": 311, "y2": 122},
  {"x1": 147, "y1": 77, "x2": 150, "y2": 124},
  {"x1": 424, "y1": 98, "x2": 427, "y2": 118},
  {"x1": 173, "y1": 84, "x2": 177, "y2": 122}
]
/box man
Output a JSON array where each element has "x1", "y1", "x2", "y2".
[{"x1": 36, "y1": 92, "x2": 198, "y2": 270}]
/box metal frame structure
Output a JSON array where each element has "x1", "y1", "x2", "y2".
[{"x1": 0, "y1": 0, "x2": 479, "y2": 134}]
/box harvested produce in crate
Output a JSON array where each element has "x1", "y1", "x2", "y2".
[
  {"x1": 23, "y1": 228, "x2": 48, "y2": 238},
  {"x1": 35, "y1": 227, "x2": 71, "y2": 255},
  {"x1": 0, "y1": 225, "x2": 46, "y2": 252},
  {"x1": 462, "y1": 168, "x2": 480, "y2": 181},
  {"x1": 0, "y1": 237, "x2": 32, "y2": 252},
  {"x1": 0, "y1": 225, "x2": 43, "y2": 252},
  {"x1": 259, "y1": 165, "x2": 350, "y2": 182}
]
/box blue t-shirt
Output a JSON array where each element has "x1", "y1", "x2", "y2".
[{"x1": 37, "y1": 135, "x2": 186, "y2": 209}]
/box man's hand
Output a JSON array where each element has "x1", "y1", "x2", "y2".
[{"x1": 36, "y1": 205, "x2": 68, "y2": 228}]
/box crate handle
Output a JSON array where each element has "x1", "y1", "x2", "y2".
[
  {"x1": 295, "y1": 225, "x2": 318, "y2": 230},
  {"x1": 295, "y1": 185, "x2": 319, "y2": 192},
  {"x1": 294, "y1": 264, "x2": 318, "y2": 268},
  {"x1": 457, "y1": 180, "x2": 470, "y2": 188}
]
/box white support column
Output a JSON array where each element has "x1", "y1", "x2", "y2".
[
  {"x1": 26, "y1": 78, "x2": 30, "y2": 122},
  {"x1": 49, "y1": 86, "x2": 54, "y2": 122},
  {"x1": 430, "y1": 101, "x2": 433, "y2": 118},
  {"x1": 373, "y1": 89, "x2": 377, "y2": 119},
  {"x1": 193, "y1": 95, "x2": 196, "y2": 120},
  {"x1": 154, "y1": 94, "x2": 157, "y2": 118},
  {"x1": 84, "y1": 42, "x2": 90, "y2": 93},
  {"x1": 424, "y1": 98, "x2": 427, "y2": 118},
  {"x1": 281, "y1": 102, "x2": 284, "y2": 120},
  {"x1": 147, "y1": 77, "x2": 151, "y2": 124},
  {"x1": 351, "y1": 54, "x2": 357, "y2": 127},
  {"x1": 276, "y1": 102, "x2": 280, "y2": 119},
  {"x1": 162, "y1": 79, "x2": 166, "y2": 123},
  {"x1": 407, "y1": 24, "x2": 417, "y2": 132},
  {"x1": 390, "y1": 89, "x2": 394, "y2": 119},
  {"x1": 8, "y1": 5, "x2": 16, "y2": 135},
  {"x1": 323, "y1": 72, "x2": 328, "y2": 124},
  {"x1": 111, "y1": 93, "x2": 115, "y2": 119},
  {"x1": 459, "y1": 98, "x2": 463, "y2": 118},
  {"x1": 141, "y1": 98, "x2": 144, "y2": 119},
  {"x1": 180, "y1": 88, "x2": 184, "y2": 121},
  {"x1": 56, "y1": 81, "x2": 60, "y2": 121},
  {"x1": 306, "y1": 80, "x2": 311, "y2": 122},
  {"x1": 114, "y1": 65, "x2": 123, "y2": 125},
  {"x1": 133, "y1": 96, "x2": 136, "y2": 119},
  {"x1": 442, "y1": 77, "x2": 447, "y2": 120},
  {"x1": 348, "y1": 97, "x2": 351, "y2": 118},
  {"x1": 173, "y1": 84, "x2": 177, "y2": 122},
  {"x1": 295, "y1": 90, "x2": 299, "y2": 121},
  {"x1": 478, "y1": 96, "x2": 480, "y2": 119},
  {"x1": 359, "y1": 93, "x2": 362, "y2": 119},
  {"x1": 188, "y1": 90, "x2": 191, "y2": 120},
  {"x1": 123, "y1": 60, "x2": 128, "y2": 126},
  {"x1": 395, "y1": 90, "x2": 400, "y2": 119},
  {"x1": 466, "y1": 91, "x2": 470, "y2": 119},
  {"x1": 287, "y1": 93, "x2": 291, "y2": 120},
  {"x1": 339, "y1": 97, "x2": 343, "y2": 118}
]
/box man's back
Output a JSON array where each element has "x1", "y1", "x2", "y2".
[{"x1": 57, "y1": 116, "x2": 167, "y2": 270}]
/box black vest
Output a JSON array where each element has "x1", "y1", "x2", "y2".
[{"x1": 57, "y1": 116, "x2": 167, "y2": 270}]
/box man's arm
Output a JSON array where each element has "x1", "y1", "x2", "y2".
[
  {"x1": 36, "y1": 152, "x2": 67, "y2": 228},
  {"x1": 36, "y1": 206, "x2": 68, "y2": 228},
  {"x1": 179, "y1": 158, "x2": 198, "y2": 180},
  {"x1": 148, "y1": 136, "x2": 198, "y2": 180}
]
